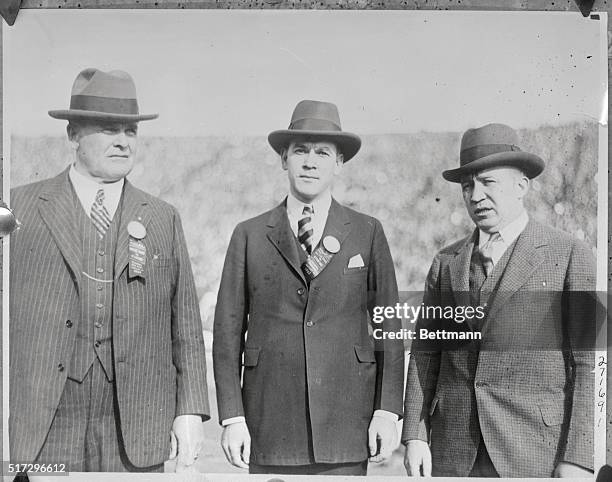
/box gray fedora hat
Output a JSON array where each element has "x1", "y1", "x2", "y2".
[
  {"x1": 49, "y1": 68, "x2": 158, "y2": 122},
  {"x1": 443, "y1": 123, "x2": 544, "y2": 183},
  {"x1": 268, "y1": 100, "x2": 361, "y2": 162}
]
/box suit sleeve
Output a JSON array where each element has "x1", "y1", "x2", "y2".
[
  {"x1": 561, "y1": 240, "x2": 597, "y2": 470},
  {"x1": 171, "y1": 208, "x2": 211, "y2": 420},
  {"x1": 213, "y1": 223, "x2": 249, "y2": 423},
  {"x1": 401, "y1": 253, "x2": 442, "y2": 444},
  {"x1": 367, "y1": 219, "x2": 405, "y2": 418}
]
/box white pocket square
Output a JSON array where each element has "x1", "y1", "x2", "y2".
[{"x1": 347, "y1": 254, "x2": 365, "y2": 268}]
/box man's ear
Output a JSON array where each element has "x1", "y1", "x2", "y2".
[
  {"x1": 67, "y1": 124, "x2": 79, "y2": 150},
  {"x1": 515, "y1": 171, "x2": 530, "y2": 200},
  {"x1": 334, "y1": 153, "x2": 344, "y2": 174},
  {"x1": 280, "y1": 148, "x2": 288, "y2": 171}
]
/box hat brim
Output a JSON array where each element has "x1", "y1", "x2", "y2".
[
  {"x1": 442, "y1": 151, "x2": 545, "y2": 183},
  {"x1": 268, "y1": 130, "x2": 361, "y2": 162},
  {"x1": 48, "y1": 109, "x2": 158, "y2": 122}
]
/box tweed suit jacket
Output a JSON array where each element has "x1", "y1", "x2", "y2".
[
  {"x1": 213, "y1": 199, "x2": 405, "y2": 465},
  {"x1": 9, "y1": 168, "x2": 210, "y2": 467},
  {"x1": 402, "y1": 219, "x2": 596, "y2": 477}
]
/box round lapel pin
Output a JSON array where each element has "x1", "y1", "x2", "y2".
[
  {"x1": 127, "y1": 220, "x2": 146, "y2": 239},
  {"x1": 322, "y1": 235, "x2": 340, "y2": 254}
]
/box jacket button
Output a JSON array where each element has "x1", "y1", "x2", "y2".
[
  {"x1": 65, "y1": 320, "x2": 73, "y2": 328},
  {"x1": 58, "y1": 364, "x2": 64, "y2": 372},
  {"x1": 297, "y1": 288, "x2": 305, "y2": 295},
  {"x1": 95, "y1": 321, "x2": 103, "y2": 328},
  {"x1": 306, "y1": 320, "x2": 314, "y2": 327},
  {"x1": 94, "y1": 341, "x2": 101, "y2": 348}
]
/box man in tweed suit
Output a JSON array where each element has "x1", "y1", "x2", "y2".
[
  {"x1": 213, "y1": 100, "x2": 404, "y2": 475},
  {"x1": 9, "y1": 68, "x2": 210, "y2": 472},
  {"x1": 402, "y1": 123, "x2": 596, "y2": 478}
]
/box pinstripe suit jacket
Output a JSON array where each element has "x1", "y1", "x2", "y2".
[
  {"x1": 402, "y1": 219, "x2": 596, "y2": 477},
  {"x1": 213, "y1": 199, "x2": 404, "y2": 465},
  {"x1": 9, "y1": 168, "x2": 210, "y2": 467}
]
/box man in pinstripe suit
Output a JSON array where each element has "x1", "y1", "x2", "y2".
[
  {"x1": 9, "y1": 69, "x2": 210, "y2": 472},
  {"x1": 402, "y1": 123, "x2": 596, "y2": 478}
]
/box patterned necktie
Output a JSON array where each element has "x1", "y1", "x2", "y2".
[
  {"x1": 298, "y1": 205, "x2": 314, "y2": 255},
  {"x1": 479, "y1": 232, "x2": 502, "y2": 277},
  {"x1": 91, "y1": 188, "x2": 111, "y2": 238}
]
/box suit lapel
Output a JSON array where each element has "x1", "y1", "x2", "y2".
[
  {"x1": 114, "y1": 181, "x2": 151, "y2": 280},
  {"x1": 485, "y1": 219, "x2": 545, "y2": 322},
  {"x1": 266, "y1": 201, "x2": 307, "y2": 286},
  {"x1": 319, "y1": 199, "x2": 351, "y2": 274},
  {"x1": 449, "y1": 230, "x2": 477, "y2": 309},
  {"x1": 38, "y1": 168, "x2": 83, "y2": 286},
  {"x1": 321, "y1": 199, "x2": 351, "y2": 246}
]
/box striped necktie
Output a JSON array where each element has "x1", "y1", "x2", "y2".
[
  {"x1": 91, "y1": 188, "x2": 111, "y2": 238},
  {"x1": 298, "y1": 205, "x2": 314, "y2": 255}
]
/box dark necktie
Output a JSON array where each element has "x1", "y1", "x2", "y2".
[
  {"x1": 298, "y1": 205, "x2": 314, "y2": 255},
  {"x1": 91, "y1": 188, "x2": 111, "y2": 238}
]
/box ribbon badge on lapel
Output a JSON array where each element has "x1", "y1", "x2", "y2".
[
  {"x1": 302, "y1": 235, "x2": 341, "y2": 282},
  {"x1": 127, "y1": 220, "x2": 147, "y2": 278}
]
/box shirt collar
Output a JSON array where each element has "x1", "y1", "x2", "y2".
[
  {"x1": 479, "y1": 209, "x2": 529, "y2": 247},
  {"x1": 286, "y1": 191, "x2": 332, "y2": 218},
  {"x1": 68, "y1": 164, "x2": 125, "y2": 219}
]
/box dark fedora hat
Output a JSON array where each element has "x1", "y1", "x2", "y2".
[
  {"x1": 48, "y1": 68, "x2": 158, "y2": 122},
  {"x1": 268, "y1": 100, "x2": 361, "y2": 162},
  {"x1": 443, "y1": 123, "x2": 544, "y2": 183}
]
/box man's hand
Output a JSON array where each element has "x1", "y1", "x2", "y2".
[
  {"x1": 367, "y1": 415, "x2": 397, "y2": 463},
  {"x1": 221, "y1": 421, "x2": 251, "y2": 469},
  {"x1": 169, "y1": 414, "x2": 204, "y2": 473},
  {"x1": 553, "y1": 462, "x2": 593, "y2": 478},
  {"x1": 404, "y1": 439, "x2": 432, "y2": 477}
]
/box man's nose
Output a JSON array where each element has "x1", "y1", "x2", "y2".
[
  {"x1": 114, "y1": 131, "x2": 129, "y2": 148},
  {"x1": 303, "y1": 149, "x2": 316, "y2": 167},
  {"x1": 471, "y1": 182, "x2": 485, "y2": 202}
]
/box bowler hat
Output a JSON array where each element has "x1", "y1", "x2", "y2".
[
  {"x1": 442, "y1": 123, "x2": 544, "y2": 183},
  {"x1": 48, "y1": 68, "x2": 158, "y2": 122},
  {"x1": 268, "y1": 100, "x2": 361, "y2": 162}
]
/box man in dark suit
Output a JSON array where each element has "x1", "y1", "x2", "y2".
[
  {"x1": 9, "y1": 68, "x2": 210, "y2": 472},
  {"x1": 402, "y1": 123, "x2": 596, "y2": 478},
  {"x1": 213, "y1": 100, "x2": 405, "y2": 475}
]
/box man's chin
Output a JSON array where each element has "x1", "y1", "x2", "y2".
[
  {"x1": 473, "y1": 217, "x2": 498, "y2": 232},
  {"x1": 101, "y1": 170, "x2": 131, "y2": 183},
  {"x1": 294, "y1": 190, "x2": 320, "y2": 203}
]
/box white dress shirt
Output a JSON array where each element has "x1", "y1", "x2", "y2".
[
  {"x1": 478, "y1": 210, "x2": 529, "y2": 266},
  {"x1": 68, "y1": 164, "x2": 124, "y2": 220},
  {"x1": 222, "y1": 191, "x2": 398, "y2": 426}
]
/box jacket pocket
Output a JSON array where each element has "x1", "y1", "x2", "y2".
[
  {"x1": 354, "y1": 345, "x2": 376, "y2": 363},
  {"x1": 242, "y1": 347, "x2": 261, "y2": 367},
  {"x1": 538, "y1": 401, "x2": 563, "y2": 426},
  {"x1": 343, "y1": 266, "x2": 368, "y2": 276}
]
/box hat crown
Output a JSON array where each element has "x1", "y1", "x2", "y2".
[
  {"x1": 288, "y1": 100, "x2": 342, "y2": 132},
  {"x1": 48, "y1": 68, "x2": 157, "y2": 122},
  {"x1": 72, "y1": 68, "x2": 137, "y2": 100},
  {"x1": 461, "y1": 123, "x2": 520, "y2": 153},
  {"x1": 268, "y1": 99, "x2": 361, "y2": 162},
  {"x1": 442, "y1": 122, "x2": 544, "y2": 182}
]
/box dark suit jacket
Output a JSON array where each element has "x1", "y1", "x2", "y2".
[
  {"x1": 9, "y1": 169, "x2": 210, "y2": 467},
  {"x1": 213, "y1": 199, "x2": 404, "y2": 465},
  {"x1": 402, "y1": 219, "x2": 596, "y2": 477}
]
